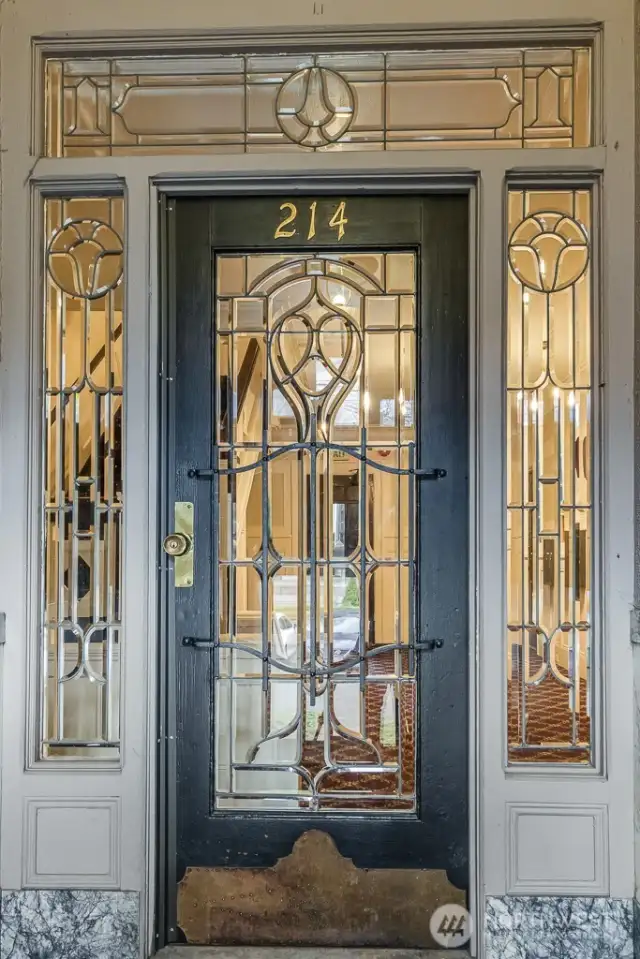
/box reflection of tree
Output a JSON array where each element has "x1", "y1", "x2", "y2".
[{"x1": 341, "y1": 575, "x2": 359, "y2": 609}]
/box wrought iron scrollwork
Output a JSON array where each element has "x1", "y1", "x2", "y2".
[
  {"x1": 188, "y1": 452, "x2": 445, "y2": 480},
  {"x1": 209, "y1": 252, "x2": 429, "y2": 809}
]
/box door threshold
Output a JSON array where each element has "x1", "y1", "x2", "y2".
[{"x1": 155, "y1": 949, "x2": 470, "y2": 958}]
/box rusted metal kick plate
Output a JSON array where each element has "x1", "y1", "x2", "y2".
[{"x1": 177, "y1": 830, "x2": 465, "y2": 948}]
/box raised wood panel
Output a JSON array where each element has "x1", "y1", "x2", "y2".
[
  {"x1": 506, "y1": 803, "x2": 608, "y2": 895},
  {"x1": 23, "y1": 798, "x2": 120, "y2": 888}
]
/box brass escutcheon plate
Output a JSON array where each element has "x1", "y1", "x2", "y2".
[{"x1": 171, "y1": 501, "x2": 194, "y2": 587}]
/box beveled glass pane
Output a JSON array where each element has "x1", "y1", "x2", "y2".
[
  {"x1": 386, "y1": 253, "x2": 415, "y2": 294},
  {"x1": 217, "y1": 255, "x2": 246, "y2": 296},
  {"x1": 42, "y1": 196, "x2": 124, "y2": 760},
  {"x1": 237, "y1": 566, "x2": 263, "y2": 650},
  {"x1": 269, "y1": 450, "x2": 307, "y2": 561},
  {"x1": 329, "y1": 454, "x2": 360, "y2": 561},
  {"x1": 367, "y1": 565, "x2": 398, "y2": 646},
  {"x1": 365, "y1": 295, "x2": 398, "y2": 329},
  {"x1": 272, "y1": 566, "x2": 302, "y2": 670},
  {"x1": 365, "y1": 332, "x2": 398, "y2": 436},
  {"x1": 233, "y1": 297, "x2": 266, "y2": 332},
  {"x1": 367, "y1": 451, "x2": 399, "y2": 561},
  {"x1": 399, "y1": 295, "x2": 416, "y2": 331},
  {"x1": 399, "y1": 332, "x2": 416, "y2": 441},
  {"x1": 215, "y1": 251, "x2": 417, "y2": 810},
  {"x1": 216, "y1": 336, "x2": 232, "y2": 445},
  {"x1": 506, "y1": 188, "x2": 593, "y2": 765},
  {"x1": 233, "y1": 334, "x2": 266, "y2": 447}
]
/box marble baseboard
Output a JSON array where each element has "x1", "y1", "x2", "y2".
[
  {"x1": 485, "y1": 896, "x2": 634, "y2": 959},
  {"x1": 0, "y1": 889, "x2": 139, "y2": 959},
  {"x1": 0, "y1": 889, "x2": 635, "y2": 958}
]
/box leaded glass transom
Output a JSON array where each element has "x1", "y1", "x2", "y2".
[{"x1": 44, "y1": 46, "x2": 592, "y2": 156}]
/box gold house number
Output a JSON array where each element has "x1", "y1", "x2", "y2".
[{"x1": 274, "y1": 200, "x2": 348, "y2": 240}]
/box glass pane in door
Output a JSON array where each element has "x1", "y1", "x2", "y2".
[{"x1": 214, "y1": 252, "x2": 417, "y2": 812}]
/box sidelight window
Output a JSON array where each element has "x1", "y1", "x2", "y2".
[
  {"x1": 40, "y1": 195, "x2": 124, "y2": 759},
  {"x1": 506, "y1": 186, "x2": 594, "y2": 764}
]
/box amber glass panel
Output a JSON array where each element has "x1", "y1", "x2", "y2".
[
  {"x1": 506, "y1": 188, "x2": 592, "y2": 764},
  {"x1": 214, "y1": 252, "x2": 417, "y2": 810},
  {"x1": 44, "y1": 47, "x2": 592, "y2": 157},
  {"x1": 42, "y1": 196, "x2": 124, "y2": 759}
]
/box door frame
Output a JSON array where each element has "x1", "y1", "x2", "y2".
[
  {"x1": 0, "y1": 10, "x2": 627, "y2": 959},
  {"x1": 153, "y1": 172, "x2": 479, "y2": 950}
]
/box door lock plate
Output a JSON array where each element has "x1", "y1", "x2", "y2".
[{"x1": 167, "y1": 501, "x2": 194, "y2": 587}]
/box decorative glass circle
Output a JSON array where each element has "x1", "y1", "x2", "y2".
[
  {"x1": 276, "y1": 66, "x2": 354, "y2": 148},
  {"x1": 508, "y1": 212, "x2": 589, "y2": 293},
  {"x1": 47, "y1": 219, "x2": 124, "y2": 300}
]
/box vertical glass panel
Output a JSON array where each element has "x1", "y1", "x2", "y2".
[
  {"x1": 329, "y1": 453, "x2": 360, "y2": 561},
  {"x1": 42, "y1": 196, "x2": 124, "y2": 759},
  {"x1": 215, "y1": 252, "x2": 417, "y2": 810},
  {"x1": 269, "y1": 450, "x2": 305, "y2": 561},
  {"x1": 365, "y1": 332, "x2": 399, "y2": 437},
  {"x1": 506, "y1": 187, "x2": 593, "y2": 764}
]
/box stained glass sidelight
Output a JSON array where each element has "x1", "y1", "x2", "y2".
[
  {"x1": 42, "y1": 196, "x2": 124, "y2": 758},
  {"x1": 214, "y1": 252, "x2": 417, "y2": 810},
  {"x1": 44, "y1": 46, "x2": 592, "y2": 156},
  {"x1": 506, "y1": 188, "x2": 593, "y2": 764}
]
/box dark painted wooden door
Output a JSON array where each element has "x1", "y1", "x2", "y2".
[{"x1": 164, "y1": 194, "x2": 469, "y2": 946}]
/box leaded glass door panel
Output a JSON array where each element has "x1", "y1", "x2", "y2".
[{"x1": 166, "y1": 194, "x2": 469, "y2": 947}]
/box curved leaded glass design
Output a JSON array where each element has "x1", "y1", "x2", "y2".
[
  {"x1": 214, "y1": 252, "x2": 417, "y2": 810},
  {"x1": 44, "y1": 46, "x2": 592, "y2": 156},
  {"x1": 42, "y1": 196, "x2": 124, "y2": 759},
  {"x1": 506, "y1": 188, "x2": 593, "y2": 764}
]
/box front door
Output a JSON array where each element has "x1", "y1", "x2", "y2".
[{"x1": 164, "y1": 193, "x2": 469, "y2": 948}]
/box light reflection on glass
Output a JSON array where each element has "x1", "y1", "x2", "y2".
[{"x1": 215, "y1": 252, "x2": 417, "y2": 810}]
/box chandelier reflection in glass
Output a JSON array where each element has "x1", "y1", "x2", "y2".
[{"x1": 214, "y1": 251, "x2": 417, "y2": 810}]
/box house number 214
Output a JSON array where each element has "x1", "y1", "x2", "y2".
[{"x1": 274, "y1": 200, "x2": 348, "y2": 241}]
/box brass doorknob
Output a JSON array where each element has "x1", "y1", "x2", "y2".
[{"x1": 163, "y1": 532, "x2": 192, "y2": 557}]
